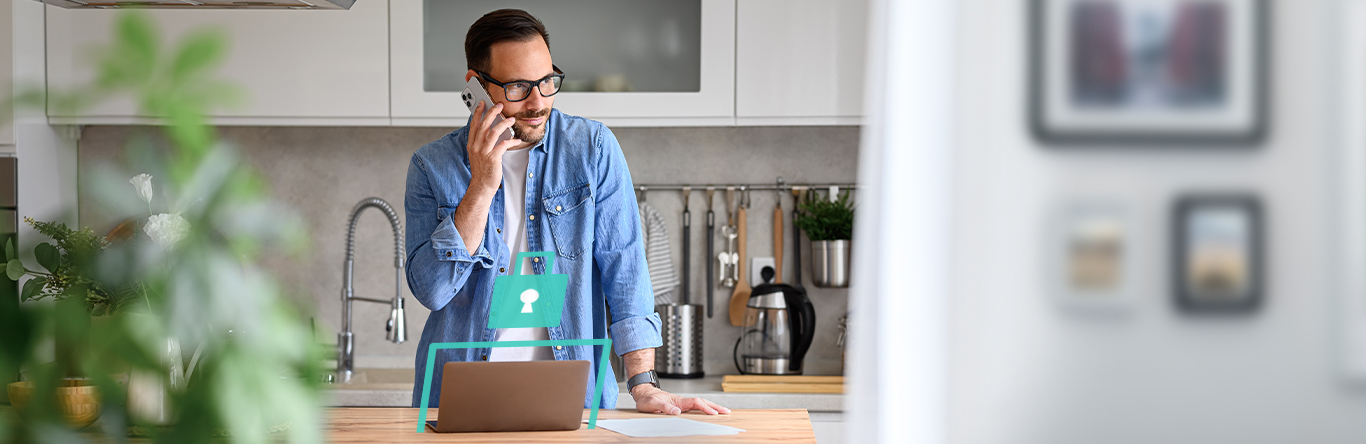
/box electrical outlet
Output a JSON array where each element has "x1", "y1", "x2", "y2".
[{"x1": 751, "y1": 257, "x2": 776, "y2": 286}]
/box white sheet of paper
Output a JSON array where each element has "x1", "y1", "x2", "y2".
[{"x1": 594, "y1": 417, "x2": 745, "y2": 438}]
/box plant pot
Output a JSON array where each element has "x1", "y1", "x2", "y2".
[
  {"x1": 810, "y1": 240, "x2": 851, "y2": 288},
  {"x1": 7, "y1": 379, "x2": 102, "y2": 429}
]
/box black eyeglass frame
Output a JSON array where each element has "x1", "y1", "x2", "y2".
[{"x1": 475, "y1": 65, "x2": 566, "y2": 102}]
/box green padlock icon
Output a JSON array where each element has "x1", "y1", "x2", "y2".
[{"x1": 488, "y1": 251, "x2": 569, "y2": 329}]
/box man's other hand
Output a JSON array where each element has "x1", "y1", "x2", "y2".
[{"x1": 630, "y1": 386, "x2": 731, "y2": 416}]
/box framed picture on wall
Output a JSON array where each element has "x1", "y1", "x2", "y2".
[
  {"x1": 1172, "y1": 194, "x2": 1262, "y2": 312},
  {"x1": 1029, "y1": 0, "x2": 1268, "y2": 144},
  {"x1": 1048, "y1": 201, "x2": 1138, "y2": 311}
]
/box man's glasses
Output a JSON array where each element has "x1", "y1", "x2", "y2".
[{"x1": 476, "y1": 65, "x2": 565, "y2": 102}]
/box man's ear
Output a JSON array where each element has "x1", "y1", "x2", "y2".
[{"x1": 465, "y1": 70, "x2": 478, "y2": 83}]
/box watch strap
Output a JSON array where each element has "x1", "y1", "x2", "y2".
[{"x1": 627, "y1": 370, "x2": 659, "y2": 392}]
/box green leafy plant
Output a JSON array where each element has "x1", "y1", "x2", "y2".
[
  {"x1": 3, "y1": 219, "x2": 148, "y2": 315},
  {"x1": 793, "y1": 191, "x2": 855, "y2": 241},
  {"x1": 1, "y1": 11, "x2": 319, "y2": 444}
]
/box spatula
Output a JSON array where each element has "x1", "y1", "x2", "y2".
[{"x1": 728, "y1": 189, "x2": 751, "y2": 326}]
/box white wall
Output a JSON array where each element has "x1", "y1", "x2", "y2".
[
  {"x1": 13, "y1": 0, "x2": 79, "y2": 264},
  {"x1": 947, "y1": 1, "x2": 1366, "y2": 443}
]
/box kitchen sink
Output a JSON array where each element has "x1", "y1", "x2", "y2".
[
  {"x1": 325, "y1": 368, "x2": 415, "y2": 407},
  {"x1": 337, "y1": 368, "x2": 414, "y2": 385}
]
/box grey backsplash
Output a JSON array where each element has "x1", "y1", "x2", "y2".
[{"x1": 77, "y1": 125, "x2": 859, "y2": 378}]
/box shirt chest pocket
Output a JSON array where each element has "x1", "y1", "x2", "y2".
[{"x1": 543, "y1": 183, "x2": 593, "y2": 260}]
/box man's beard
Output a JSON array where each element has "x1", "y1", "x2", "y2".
[{"x1": 511, "y1": 107, "x2": 551, "y2": 145}]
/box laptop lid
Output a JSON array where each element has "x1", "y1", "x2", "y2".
[{"x1": 434, "y1": 360, "x2": 589, "y2": 433}]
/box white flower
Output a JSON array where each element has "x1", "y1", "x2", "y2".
[
  {"x1": 144, "y1": 213, "x2": 190, "y2": 250},
  {"x1": 130, "y1": 174, "x2": 154, "y2": 208}
]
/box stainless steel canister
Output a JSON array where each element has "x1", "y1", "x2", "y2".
[
  {"x1": 811, "y1": 240, "x2": 851, "y2": 288},
  {"x1": 656, "y1": 303, "x2": 705, "y2": 378}
]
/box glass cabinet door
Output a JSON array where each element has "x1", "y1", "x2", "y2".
[
  {"x1": 424, "y1": 0, "x2": 702, "y2": 94},
  {"x1": 391, "y1": 0, "x2": 735, "y2": 126}
]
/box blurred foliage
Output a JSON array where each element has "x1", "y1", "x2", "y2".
[
  {"x1": 793, "y1": 190, "x2": 856, "y2": 241},
  {"x1": 1, "y1": 11, "x2": 320, "y2": 444}
]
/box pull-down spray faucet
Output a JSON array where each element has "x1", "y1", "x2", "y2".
[{"x1": 338, "y1": 197, "x2": 406, "y2": 383}]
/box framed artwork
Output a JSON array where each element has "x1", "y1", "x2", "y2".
[
  {"x1": 1048, "y1": 201, "x2": 1137, "y2": 311},
  {"x1": 1029, "y1": 0, "x2": 1268, "y2": 144},
  {"x1": 1171, "y1": 194, "x2": 1262, "y2": 312}
]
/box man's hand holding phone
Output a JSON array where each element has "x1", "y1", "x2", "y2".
[{"x1": 467, "y1": 101, "x2": 524, "y2": 197}]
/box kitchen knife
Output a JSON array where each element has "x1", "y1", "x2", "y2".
[
  {"x1": 793, "y1": 188, "x2": 805, "y2": 289},
  {"x1": 774, "y1": 188, "x2": 784, "y2": 284},
  {"x1": 705, "y1": 188, "x2": 716, "y2": 318},
  {"x1": 681, "y1": 187, "x2": 691, "y2": 305}
]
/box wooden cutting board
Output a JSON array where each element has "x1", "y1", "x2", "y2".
[{"x1": 721, "y1": 375, "x2": 845, "y2": 394}]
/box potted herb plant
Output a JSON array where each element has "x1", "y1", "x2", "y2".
[{"x1": 793, "y1": 190, "x2": 854, "y2": 288}]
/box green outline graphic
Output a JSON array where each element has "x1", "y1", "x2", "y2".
[{"x1": 415, "y1": 338, "x2": 614, "y2": 433}]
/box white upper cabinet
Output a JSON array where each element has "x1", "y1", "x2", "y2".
[
  {"x1": 734, "y1": 0, "x2": 866, "y2": 125},
  {"x1": 390, "y1": 0, "x2": 736, "y2": 127},
  {"x1": 36, "y1": 0, "x2": 864, "y2": 127},
  {"x1": 44, "y1": 0, "x2": 391, "y2": 126}
]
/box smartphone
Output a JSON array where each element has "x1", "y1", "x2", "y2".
[{"x1": 462, "y1": 76, "x2": 516, "y2": 144}]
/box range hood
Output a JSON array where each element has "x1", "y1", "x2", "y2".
[{"x1": 36, "y1": 0, "x2": 355, "y2": 9}]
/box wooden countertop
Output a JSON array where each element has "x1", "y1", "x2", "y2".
[{"x1": 326, "y1": 408, "x2": 816, "y2": 443}]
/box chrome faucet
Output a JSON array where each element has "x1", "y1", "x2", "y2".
[{"x1": 338, "y1": 197, "x2": 407, "y2": 383}]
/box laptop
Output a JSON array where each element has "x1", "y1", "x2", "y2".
[{"x1": 425, "y1": 360, "x2": 590, "y2": 433}]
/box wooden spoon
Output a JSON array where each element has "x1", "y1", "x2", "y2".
[{"x1": 729, "y1": 203, "x2": 751, "y2": 326}]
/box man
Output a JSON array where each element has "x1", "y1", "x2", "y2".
[{"x1": 404, "y1": 9, "x2": 728, "y2": 416}]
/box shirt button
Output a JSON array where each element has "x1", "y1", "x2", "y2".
[
  {"x1": 555, "y1": 205, "x2": 562, "y2": 212},
  {"x1": 445, "y1": 251, "x2": 452, "y2": 258},
  {"x1": 533, "y1": 257, "x2": 539, "y2": 263},
  {"x1": 555, "y1": 346, "x2": 562, "y2": 350},
  {"x1": 499, "y1": 267, "x2": 506, "y2": 273},
  {"x1": 529, "y1": 215, "x2": 535, "y2": 221},
  {"x1": 481, "y1": 355, "x2": 487, "y2": 361},
  {"x1": 496, "y1": 228, "x2": 501, "y2": 233},
  {"x1": 528, "y1": 172, "x2": 533, "y2": 178}
]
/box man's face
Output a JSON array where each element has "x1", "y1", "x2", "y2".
[{"x1": 469, "y1": 38, "x2": 556, "y2": 146}]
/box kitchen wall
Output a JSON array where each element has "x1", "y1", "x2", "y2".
[
  {"x1": 77, "y1": 124, "x2": 858, "y2": 377},
  {"x1": 947, "y1": 0, "x2": 1366, "y2": 443}
]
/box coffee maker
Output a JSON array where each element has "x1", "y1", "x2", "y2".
[{"x1": 734, "y1": 283, "x2": 816, "y2": 375}]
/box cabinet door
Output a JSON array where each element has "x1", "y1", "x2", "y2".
[
  {"x1": 45, "y1": 1, "x2": 390, "y2": 126},
  {"x1": 0, "y1": 0, "x2": 13, "y2": 146},
  {"x1": 391, "y1": 0, "x2": 735, "y2": 127},
  {"x1": 735, "y1": 0, "x2": 866, "y2": 125}
]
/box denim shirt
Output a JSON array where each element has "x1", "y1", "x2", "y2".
[{"x1": 404, "y1": 109, "x2": 662, "y2": 409}]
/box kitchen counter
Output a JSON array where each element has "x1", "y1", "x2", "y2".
[
  {"x1": 0, "y1": 406, "x2": 818, "y2": 443},
  {"x1": 326, "y1": 407, "x2": 816, "y2": 443},
  {"x1": 326, "y1": 371, "x2": 844, "y2": 411}
]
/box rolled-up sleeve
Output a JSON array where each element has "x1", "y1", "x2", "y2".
[
  {"x1": 590, "y1": 126, "x2": 663, "y2": 355},
  {"x1": 405, "y1": 155, "x2": 494, "y2": 312}
]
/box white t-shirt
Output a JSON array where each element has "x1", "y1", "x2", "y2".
[{"x1": 489, "y1": 146, "x2": 555, "y2": 362}]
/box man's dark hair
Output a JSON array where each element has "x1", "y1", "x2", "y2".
[{"x1": 465, "y1": 9, "x2": 550, "y2": 74}]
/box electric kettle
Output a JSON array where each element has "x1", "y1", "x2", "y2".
[{"x1": 733, "y1": 283, "x2": 817, "y2": 375}]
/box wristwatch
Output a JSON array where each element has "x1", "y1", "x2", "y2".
[{"x1": 627, "y1": 370, "x2": 659, "y2": 394}]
